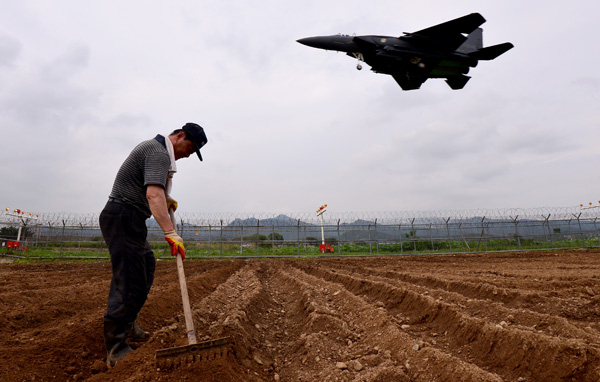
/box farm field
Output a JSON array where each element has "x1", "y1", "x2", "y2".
[{"x1": 1, "y1": 250, "x2": 599, "y2": 381}]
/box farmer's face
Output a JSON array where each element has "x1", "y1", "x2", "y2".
[{"x1": 173, "y1": 132, "x2": 196, "y2": 160}]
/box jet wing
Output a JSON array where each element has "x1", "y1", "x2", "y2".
[
  {"x1": 399, "y1": 13, "x2": 486, "y2": 52},
  {"x1": 410, "y1": 13, "x2": 486, "y2": 37}
]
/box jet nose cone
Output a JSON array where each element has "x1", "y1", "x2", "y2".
[
  {"x1": 296, "y1": 37, "x2": 321, "y2": 48},
  {"x1": 297, "y1": 35, "x2": 355, "y2": 52}
]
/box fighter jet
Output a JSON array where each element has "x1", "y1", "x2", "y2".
[{"x1": 297, "y1": 13, "x2": 513, "y2": 90}]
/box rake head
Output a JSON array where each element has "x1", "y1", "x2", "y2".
[{"x1": 156, "y1": 337, "x2": 231, "y2": 369}]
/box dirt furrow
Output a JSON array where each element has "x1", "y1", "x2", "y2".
[
  {"x1": 298, "y1": 262, "x2": 600, "y2": 382},
  {"x1": 335, "y1": 264, "x2": 600, "y2": 345},
  {"x1": 321, "y1": 256, "x2": 600, "y2": 331},
  {"x1": 276, "y1": 262, "x2": 504, "y2": 382}
]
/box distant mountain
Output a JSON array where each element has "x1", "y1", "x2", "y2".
[
  {"x1": 228, "y1": 214, "x2": 312, "y2": 227},
  {"x1": 341, "y1": 219, "x2": 377, "y2": 226}
]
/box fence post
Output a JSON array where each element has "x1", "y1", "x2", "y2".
[
  {"x1": 411, "y1": 218, "x2": 416, "y2": 254},
  {"x1": 240, "y1": 224, "x2": 244, "y2": 255},
  {"x1": 179, "y1": 218, "x2": 184, "y2": 239},
  {"x1": 256, "y1": 220, "x2": 260, "y2": 256},
  {"x1": 271, "y1": 225, "x2": 275, "y2": 254},
  {"x1": 44, "y1": 223, "x2": 49, "y2": 250},
  {"x1": 305, "y1": 226, "x2": 309, "y2": 254},
  {"x1": 445, "y1": 217, "x2": 452, "y2": 252},
  {"x1": 399, "y1": 223, "x2": 403, "y2": 253},
  {"x1": 208, "y1": 224, "x2": 212, "y2": 255},
  {"x1": 573, "y1": 212, "x2": 585, "y2": 248},
  {"x1": 297, "y1": 219, "x2": 301, "y2": 256},
  {"x1": 368, "y1": 223, "x2": 372, "y2": 255},
  {"x1": 457, "y1": 222, "x2": 469, "y2": 251},
  {"x1": 79, "y1": 223, "x2": 83, "y2": 252},
  {"x1": 511, "y1": 215, "x2": 521, "y2": 250},
  {"x1": 219, "y1": 219, "x2": 223, "y2": 256},
  {"x1": 337, "y1": 219, "x2": 341, "y2": 255},
  {"x1": 60, "y1": 220, "x2": 66, "y2": 257},
  {"x1": 429, "y1": 223, "x2": 434, "y2": 252},
  {"x1": 539, "y1": 215, "x2": 548, "y2": 242},
  {"x1": 375, "y1": 218, "x2": 379, "y2": 255},
  {"x1": 594, "y1": 218, "x2": 599, "y2": 247},
  {"x1": 479, "y1": 217, "x2": 487, "y2": 252},
  {"x1": 543, "y1": 214, "x2": 553, "y2": 249}
]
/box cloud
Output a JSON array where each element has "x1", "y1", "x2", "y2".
[
  {"x1": 40, "y1": 43, "x2": 90, "y2": 82},
  {"x1": 2, "y1": 43, "x2": 97, "y2": 127},
  {"x1": 1, "y1": 1, "x2": 600, "y2": 213},
  {"x1": 0, "y1": 32, "x2": 21, "y2": 67}
]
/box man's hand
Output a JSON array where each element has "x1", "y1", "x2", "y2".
[
  {"x1": 166, "y1": 195, "x2": 178, "y2": 212},
  {"x1": 164, "y1": 230, "x2": 185, "y2": 259}
]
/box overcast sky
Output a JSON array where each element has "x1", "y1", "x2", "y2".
[{"x1": 1, "y1": 1, "x2": 599, "y2": 215}]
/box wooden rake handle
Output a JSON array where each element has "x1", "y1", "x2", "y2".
[{"x1": 169, "y1": 208, "x2": 197, "y2": 345}]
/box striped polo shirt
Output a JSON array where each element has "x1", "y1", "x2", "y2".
[{"x1": 108, "y1": 135, "x2": 171, "y2": 218}]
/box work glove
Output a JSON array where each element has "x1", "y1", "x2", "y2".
[
  {"x1": 164, "y1": 230, "x2": 185, "y2": 259},
  {"x1": 166, "y1": 195, "x2": 178, "y2": 212}
]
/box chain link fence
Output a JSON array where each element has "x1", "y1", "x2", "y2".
[{"x1": 1, "y1": 206, "x2": 600, "y2": 259}]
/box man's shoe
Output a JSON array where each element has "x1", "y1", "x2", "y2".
[
  {"x1": 106, "y1": 342, "x2": 134, "y2": 368},
  {"x1": 129, "y1": 320, "x2": 150, "y2": 342}
]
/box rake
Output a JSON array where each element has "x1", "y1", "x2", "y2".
[{"x1": 156, "y1": 208, "x2": 231, "y2": 369}]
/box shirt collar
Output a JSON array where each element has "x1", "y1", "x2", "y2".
[{"x1": 163, "y1": 135, "x2": 177, "y2": 174}]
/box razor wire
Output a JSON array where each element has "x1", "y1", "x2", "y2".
[{"x1": 1, "y1": 206, "x2": 598, "y2": 227}]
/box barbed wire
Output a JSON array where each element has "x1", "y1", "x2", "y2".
[{"x1": 1, "y1": 206, "x2": 598, "y2": 227}]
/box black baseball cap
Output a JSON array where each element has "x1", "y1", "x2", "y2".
[{"x1": 182, "y1": 122, "x2": 208, "y2": 161}]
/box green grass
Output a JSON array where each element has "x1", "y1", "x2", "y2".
[{"x1": 2, "y1": 237, "x2": 599, "y2": 262}]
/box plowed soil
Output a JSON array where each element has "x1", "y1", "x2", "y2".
[{"x1": 1, "y1": 250, "x2": 600, "y2": 382}]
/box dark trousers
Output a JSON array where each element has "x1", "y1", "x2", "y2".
[{"x1": 99, "y1": 200, "x2": 156, "y2": 350}]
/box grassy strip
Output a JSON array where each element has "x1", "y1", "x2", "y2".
[{"x1": 2, "y1": 237, "x2": 599, "y2": 262}]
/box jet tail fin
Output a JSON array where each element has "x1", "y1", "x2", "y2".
[
  {"x1": 456, "y1": 28, "x2": 483, "y2": 54},
  {"x1": 469, "y1": 42, "x2": 514, "y2": 60}
]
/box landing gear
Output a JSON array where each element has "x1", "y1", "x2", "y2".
[{"x1": 352, "y1": 52, "x2": 364, "y2": 71}]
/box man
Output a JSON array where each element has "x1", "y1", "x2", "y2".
[{"x1": 99, "y1": 122, "x2": 207, "y2": 367}]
